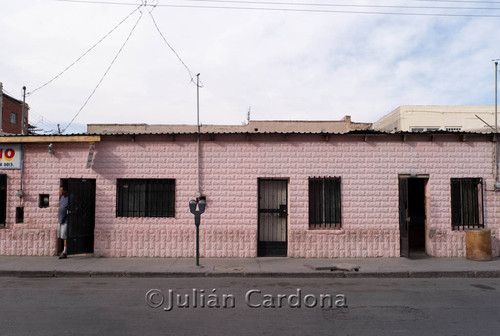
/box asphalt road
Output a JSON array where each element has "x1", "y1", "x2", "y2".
[{"x1": 1, "y1": 277, "x2": 499, "y2": 335}]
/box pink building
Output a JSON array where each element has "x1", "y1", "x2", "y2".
[{"x1": 0, "y1": 130, "x2": 498, "y2": 258}]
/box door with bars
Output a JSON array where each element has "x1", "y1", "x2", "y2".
[
  {"x1": 66, "y1": 178, "x2": 96, "y2": 255},
  {"x1": 258, "y1": 179, "x2": 288, "y2": 257}
]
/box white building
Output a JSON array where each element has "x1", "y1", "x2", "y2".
[{"x1": 373, "y1": 106, "x2": 497, "y2": 133}]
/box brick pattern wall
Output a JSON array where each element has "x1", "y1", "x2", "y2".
[
  {"x1": 1, "y1": 96, "x2": 26, "y2": 134},
  {"x1": 0, "y1": 134, "x2": 498, "y2": 257}
]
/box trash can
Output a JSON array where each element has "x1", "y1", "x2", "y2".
[{"x1": 465, "y1": 229, "x2": 492, "y2": 261}]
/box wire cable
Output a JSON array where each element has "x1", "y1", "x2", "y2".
[
  {"x1": 1, "y1": 88, "x2": 14, "y2": 97},
  {"x1": 62, "y1": 6, "x2": 144, "y2": 133},
  {"x1": 137, "y1": 3, "x2": 500, "y2": 17},
  {"x1": 56, "y1": 0, "x2": 139, "y2": 5},
  {"x1": 31, "y1": 109, "x2": 59, "y2": 125},
  {"x1": 414, "y1": 0, "x2": 500, "y2": 4},
  {"x1": 147, "y1": 3, "x2": 202, "y2": 86},
  {"x1": 54, "y1": 0, "x2": 500, "y2": 17},
  {"x1": 188, "y1": 0, "x2": 500, "y2": 11},
  {"x1": 29, "y1": 4, "x2": 143, "y2": 96},
  {"x1": 29, "y1": 110, "x2": 61, "y2": 134}
]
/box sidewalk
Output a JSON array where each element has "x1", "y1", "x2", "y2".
[{"x1": 1, "y1": 256, "x2": 500, "y2": 278}]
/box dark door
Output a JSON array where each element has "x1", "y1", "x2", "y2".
[
  {"x1": 258, "y1": 179, "x2": 288, "y2": 257},
  {"x1": 399, "y1": 176, "x2": 428, "y2": 258},
  {"x1": 408, "y1": 178, "x2": 427, "y2": 254},
  {"x1": 66, "y1": 178, "x2": 96, "y2": 255},
  {"x1": 399, "y1": 177, "x2": 410, "y2": 258}
]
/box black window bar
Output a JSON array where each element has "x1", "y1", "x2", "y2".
[
  {"x1": 451, "y1": 178, "x2": 484, "y2": 230},
  {"x1": 309, "y1": 177, "x2": 341, "y2": 228},
  {"x1": 116, "y1": 179, "x2": 175, "y2": 218}
]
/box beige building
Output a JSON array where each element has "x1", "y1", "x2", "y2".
[
  {"x1": 87, "y1": 115, "x2": 371, "y2": 134},
  {"x1": 372, "y1": 106, "x2": 498, "y2": 133}
]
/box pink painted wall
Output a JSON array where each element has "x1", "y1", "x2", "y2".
[{"x1": 0, "y1": 134, "x2": 498, "y2": 258}]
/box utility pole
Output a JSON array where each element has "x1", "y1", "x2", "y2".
[
  {"x1": 196, "y1": 73, "x2": 201, "y2": 198},
  {"x1": 493, "y1": 59, "x2": 500, "y2": 189},
  {"x1": 495, "y1": 60, "x2": 498, "y2": 133},
  {"x1": 192, "y1": 74, "x2": 205, "y2": 267},
  {"x1": 22, "y1": 86, "x2": 26, "y2": 135}
]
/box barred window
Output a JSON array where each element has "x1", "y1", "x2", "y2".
[
  {"x1": 309, "y1": 177, "x2": 341, "y2": 228},
  {"x1": 451, "y1": 178, "x2": 484, "y2": 230},
  {"x1": 116, "y1": 179, "x2": 175, "y2": 218}
]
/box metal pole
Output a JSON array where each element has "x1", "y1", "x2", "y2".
[
  {"x1": 197, "y1": 73, "x2": 200, "y2": 134},
  {"x1": 494, "y1": 61, "x2": 500, "y2": 188},
  {"x1": 19, "y1": 144, "x2": 24, "y2": 194},
  {"x1": 495, "y1": 61, "x2": 498, "y2": 133},
  {"x1": 22, "y1": 86, "x2": 26, "y2": 135},
  {"x1": 196, "y1": 223, "x2": 200, "y2": 266},
  {"x1": 196, "y1": 74, "x2": 201, "y2": 198}
]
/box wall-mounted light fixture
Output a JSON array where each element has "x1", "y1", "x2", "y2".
[{"x1": 48, "y1": 143, "x2": 54, "y2": 155}]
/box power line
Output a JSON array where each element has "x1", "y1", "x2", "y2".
[
  {"x1": 54, "y1": 0, "x2": 500, "y2": 17},
  {"x1": 188, "y1": 0, "x2": 500, "y2": 11},
  {"x1": 1, "y1": 85, "x2": 61, "y2": 133},
  {"x1": 147, "y1": 4, "x2": 201, "y2": 85},
  {"x1": 29, "y1": 109, "x2": 61, "y2": 133},
  {"x1": 62, "y1": 5, "x2": 144, "y2": 133},
  {"x1": 29, "y1": 4, "x2": 143, "y2": 96},
  {"x1": 29, "y1": 110, "x2": 61, "y2": 133},
  {"x1": 30, "y1": 111, "x2": 58, "y2": 127},
  {"x1": 56, "y1": 0, "x2": 500, "y2": 7},
  {"x1": 414, "y1": 0, "x2": 500, "y2": 4},
  {"x1": 133, "y1": 3, "x2": 500, "y2": 18},
  {"x1": 56, "y1": 0, "x2": 138, "y2": 5},
  {"x1": 1, "y1": 88, "x2": 14, "y2": 97}
]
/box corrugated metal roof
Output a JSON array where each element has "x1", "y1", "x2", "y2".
[
  {"x1": 94, "y1": 129, "x2": 494, "y2": 136},
  {"x1": 0, "y1": 129, "x2": 494, "y2": 138}
]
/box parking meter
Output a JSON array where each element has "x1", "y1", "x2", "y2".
[{"x1": 189, "y1": 198, "x2": 206, "y2": 266}]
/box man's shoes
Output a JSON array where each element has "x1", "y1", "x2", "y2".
[{"x1": 58, "y1": 252, "x2": 67, "y2": 259}]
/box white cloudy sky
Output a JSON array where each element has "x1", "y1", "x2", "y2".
[{"x1": 1, "y1": 0, "x2": 499, "y2": 134}]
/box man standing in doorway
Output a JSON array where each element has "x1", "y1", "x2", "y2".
[{"x1": 57, "y1": 185, "x2": 69, "y2": 259}]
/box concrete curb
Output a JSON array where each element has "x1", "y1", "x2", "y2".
[
  {"x1": 3, "y1": 270, "x2": 55, "y2": 278},
  {"x1": 474, "y1": 271, "x2": 500, "y2": 278},
  {"x1": 409, "y1": 271, "x2": 476, "y2": 278},
  {"x1": 54, "y1": 271, "x2": 91, "y2": 278},
  {"x1": 2, "y1": 270, "x2": 500, "y2": 278},
  {"x1": 344, "y1": 272, "x2": 409, "y2": 278}
]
